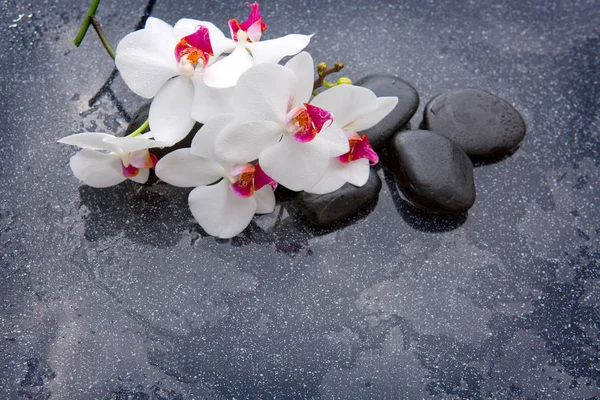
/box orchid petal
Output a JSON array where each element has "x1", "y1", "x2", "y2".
[
  {"x1": 285, "y1": 52, "x2": 315, "y2": 105},
  {"x1": 173, "y1": 19, "x2": 233, "y2": 58},
  {"x1": 58, "y1": 132, "x2": 117, "y2": 151},
  {"x1": 190, "y1": 78, "x2": 235, "y2": 123},
  {"x1": 254, "y1": 186, "x2": 276, "y2": 214},
  {"x1": 253, "y1": 162, "x2": 277, "y2": 191},
  {"x1": 228, "y1": 19, "x2": 242, "y2": 42},
  {"x1": 155, "y1": 148, "x2": 224, "y2": 187},
  {"x1": 174, "y1": 25, "x2": 213, "y2": 67},
  {"x1": 230, "y1": 163, "x2": 255, "y2": 177},
  {"x1": 129, "y1": 167, "x2": 150, "y2": 184},
  {"x1": 202, "y1": 46, "x2": 254, "y2": 88},
  {"x1": 104, "y1": 136, "x2": 170, "y2": 153},
  {"x1": 115, "y1": 22, "x2": 179, "y2": 99},
  {"x1": 191, "y1": 113, "x2": 235, "y2": 160},
  {"x1": 138, "y1": 132, "x2": 154, "y2": 139},
  {"x1": 310, "y1": 84, "x2": 379, "y2": 129},
  {"x1": 121, "y1": 162, "x2": 139, "y2": 178},
  {"x1": 215, "y1": 119, "x2": 282, "y2": 163},
  {"x1": 128, "y1": 150, "x2": 156, "y2": 169},
  {"x1": 144, "y1": 16, "x2": 172, "y2": 32},
  {"x1": 238, "y1": 2, "x2": 267, "y2": 33},
  {"x1": 259, "y1": 135, "x2": 329, "y2": 191},
  {"x1": 246, "y1": 34, "x2": 312, "y2": 65},
  {"x1": 188, "y1": 179, "x2": 257, "y2": 238},
  {"x1": 69, "y1": 149, "x2": 125, "y2": 188},
  {"x1": 230, "y1": 164, "x2": 256, "y2": 198},
  {"x1": 316, "y1": 122, "x2": 349, "y2": 157},
  {"x1": 246, "y1": 19, "x2": 264, "y2": 43},
  {"x1": 349, "y1": 96, "x2": 399, "y2": 132},
  {"x1": 344, "y1": 159, "x2": 371, "y2": 187},
  {"x1": 306, "y1": 158, "x2": 370, "y2": 194},
  {"x1": 149, "y1": 76, "x2": 196, "y2": 144},
  {"x1": 338, "y1": 134, "x2": 379, "y2": 164},
  {"x1": 233, "y1": 63, "x2": 296, "y2": 122},
  {"x1": 304, "y1": 158, "x2": 349, "y2": 195},
  {"x1": 305, "y1": 103, "x2": 333, "y2": 132}
]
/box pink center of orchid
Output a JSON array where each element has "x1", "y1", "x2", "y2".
[
  {"x1": 228, "y1": 2, "x2": 267, "y2": 43},
  {"x1": 174, "y1": 25, "x2": 214, "y2": 70},
  {"x1": 337, "y1": 133, "x2": 379, "y2": 165},
  {"x1": 285, "y1": 103, "x2": 333, "y2": 143},
  {"x1": 121, "y1": 149, "x2": 158, "y2": 178},
  {"x1": 229, "y1": 162, "x2": 277, "y2": 198}
]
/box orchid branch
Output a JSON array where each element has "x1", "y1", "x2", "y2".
[
  {"x1": 90, "y1": 17, "x2": 116, "y2": 59},
  {"x1": 73, "y1": 0, "x2": 100, "y2": 46},
  {"x1": 73, "y1": 0, "x2": 115, "y2": 60},
  {"x1": 313, "y1": 62, "x2": 351, "y2": 92}
]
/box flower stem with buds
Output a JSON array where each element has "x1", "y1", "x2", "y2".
[
  {"x1": 73, "y1": 0, "x2": 115, "y2": 60},
  {"x1": 313, "y1": 62, "x2": 352, "y2": 94}
]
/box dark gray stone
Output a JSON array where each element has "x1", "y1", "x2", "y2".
[
  {"x1": 125, "y1": 102, "x2": 151, "y2": 135},
  {"x1": 354, "y1": 74, "x2": 419, "y2": 151},
  {"x1": 423, "y1": 88, "x2": 526, "y2": 161},
  {"x1": 295, "y1": 169, "x2": 382, "y2": 227},
  {"x1": 388, "y1": 130, "x2": 476, "y2": 213}
]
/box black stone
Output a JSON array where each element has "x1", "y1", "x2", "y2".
[
  {"x1": 295, "y1": 169, "x2": 382, "y2": 228},
  {"x1": 423, "y1": 88, "x2": 526, "y2": 161},
  {"x1": 388, "y1": 130, "x2": 476, "y2": 213},
  {"x1": 125, "y1": 102, "x2": 151, "y2": 135},
  {"x1": 354, "y1": 74, "x2": 419, "y2": 151}
]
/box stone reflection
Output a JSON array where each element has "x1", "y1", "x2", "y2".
[
  {"x1": 228, "y1": 196, "x2": 379, "y2": 256},
  {"x1": 79, "y1": 183, "x2": 193, "y2": 247},
  {"x1": 79, "y1": 180, "x2": 380, "y2": 253},
  {"x1": 381, "y1": 164, "x2": 468, "y2": 232}
]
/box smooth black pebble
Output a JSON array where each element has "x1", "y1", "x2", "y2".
[
  {"x1": 423, "y1": 88, "x2": 526, "y2": 161},
  {"x1": 125, "y1": 102, "x2": 151, "y2": 135},
  {"x1": 295, "y1": 169, "x2": 382, "y2": 228},
  {"x1": 355, "y1": 74, "x2": 419, "y2": 151},
  {"x1": 388, "y1": 130, "x2": 475, "y2": 213}
]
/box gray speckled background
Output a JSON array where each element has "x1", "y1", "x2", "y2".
[{"x1": 1, "y1": 0, "x2": 599, "y2": 399}]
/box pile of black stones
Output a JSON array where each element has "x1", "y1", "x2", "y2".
[
  {"x1": 127, "y1": 77, "x2": 526, "y2": 229},
  {"x1": 298, "y1": 77, "x2": 526, "y2": 227}
]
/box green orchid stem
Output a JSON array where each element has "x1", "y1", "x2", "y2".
[
  {"x1": 126, "y1": 119, "x2": 149, "y2": 137},
  {"x1": 90, "y1": 17, "x2": 115, "y2": 60},
  {"x1": 73, "y1": 0, "x2": 101, "y2": 47}
]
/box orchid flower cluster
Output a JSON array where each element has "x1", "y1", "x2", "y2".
[{"x1": 59, "y1": 3, "x2": 398, "y2": 238}]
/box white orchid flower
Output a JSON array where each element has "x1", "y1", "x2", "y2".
[
  {"x1": 305, "y1": 85, "x2": 398, "y2": 194},
  {"x1": 58, "y1": 132, "x2": 170, "y2": 188},
  {"x1": 155, "y1": 116, "x2": 277, "y2": 238},
  {"x1": 115, "y1": 17, "x2": 234, "y2": 143},
  {"x1": 202, "y1": 2, "x2": 312, "y2": 88},
  {"x1": 198, "y1": 52, "x2": 349, "y2": 192}
]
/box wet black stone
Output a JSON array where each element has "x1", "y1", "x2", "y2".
[
  {"x1": 295, "y1": 169, "x2": 382, "y2": 228},
  {"x1": 423, "y1": 88, "x2": 526, "y2": 161},
  {"x1": 388, "y1": 130, "x2": 476, "y2": 213},
  {"x1": 125, "y1": 102, "x2": 151, "y2": 135},
  {"x1": 354, "y1": 74, "x2": 419, "y2": 151}
]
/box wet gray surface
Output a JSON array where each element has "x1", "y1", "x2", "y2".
[{"x1": 1, "y1": 0, "x2": 599, "y2": 398}]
